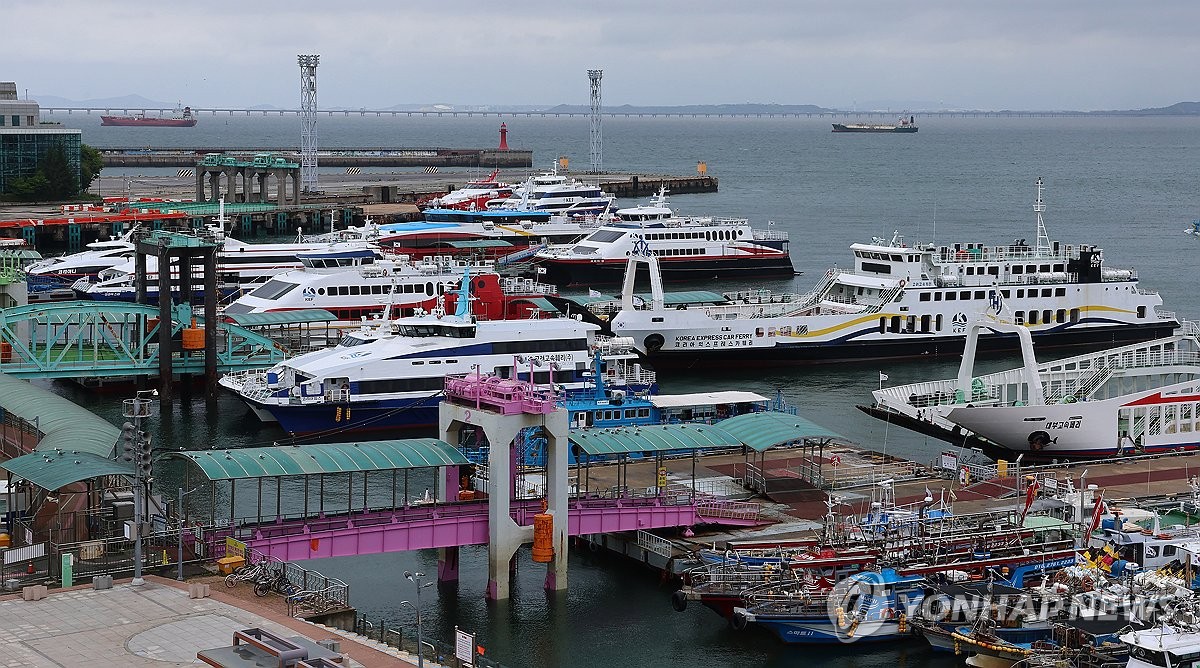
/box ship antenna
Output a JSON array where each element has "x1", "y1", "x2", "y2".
[{"x1": 1034, "y1": 177, "x2": 1051, "y2": 257}]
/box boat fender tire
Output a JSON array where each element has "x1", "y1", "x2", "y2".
[
  {"x1": 588, "y1": 540, "x2": 600, "y2": 553},
  {"x1": 644, "y1": 334, "x2": 665, "y2": 352},
  {"x1": 732, "y1": 610, "x2": 749, "y2": 631},
  {"x1": 671, "y1": 590, "x2": 688, "y2": 612}
]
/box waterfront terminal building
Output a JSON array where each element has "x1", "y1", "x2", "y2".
[{"x1": 0, "y1": 82, "x2": 81, "y2": 195}]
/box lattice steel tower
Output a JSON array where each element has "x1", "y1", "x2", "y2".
[
  {"x1": 298, "y1": 55, "x2": 320, "y2": 192},
  {"x1": 588, "y1": 69, "x2": 603, "y2": 174}
]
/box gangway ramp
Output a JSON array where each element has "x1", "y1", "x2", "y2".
[{"x1": 0, "y1": 301, "x2": 289, "y2": 378}]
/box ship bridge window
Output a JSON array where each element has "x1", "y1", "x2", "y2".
[
  {"x1": 861, "y1": 262, "x2": 891, "y2": 274},
  {"x1": 337, "y1": 335, "x2": 375, "y2": 347},
  {"x1": 249, "y1": 279, "x2": 300, "y2": 300},
  {"x1": 586, "y1": 229, "x2": 628, "y2": 244}
]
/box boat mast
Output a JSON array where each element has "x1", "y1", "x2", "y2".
[{"x1": 1034, "y1": 177, "x2": 1051, "y2": 257}]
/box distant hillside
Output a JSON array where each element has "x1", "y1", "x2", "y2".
[
  {"x1": 34, "y1": 93, "x2": 175, "y2": 108},
  {"x1": 1103, "y1": 101, "x2": 1200, "y2": 116},
  {"x1": 544, "y1": 103, "x2": 833, "y2": 115}
]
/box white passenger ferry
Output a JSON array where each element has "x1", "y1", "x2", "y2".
[
  {"x1": 611, "y1": 179, "x2": 1177, "y2": 365},
  {"x1": 533, "y1": 188, "x2": 794, "y2": 285},
  {"x1": 223, "y1": 248, "x2": 557, "y2": 324}
]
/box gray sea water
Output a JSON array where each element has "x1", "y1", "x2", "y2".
[{"x1": 40, "y1": 112, "x2": 1200, "y2": 667}]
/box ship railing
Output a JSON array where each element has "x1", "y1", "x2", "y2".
[
  {"x1": 935, "y1": 244, "x2": 1079, "y2": 264},
  {"x1": 695, "y1": 500, "x2": 761, "y2": 523},
  {"x1": 751, "y1": 228, "x2": 790, "y2": 241},
  {"x1": 498, "y1": 275, "x2": 557, "y2": 296},
  {"x1": 636, "y1": 531, "x2": 674, "y2": 559}
]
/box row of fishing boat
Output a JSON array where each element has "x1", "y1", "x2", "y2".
[{"x1": 670, "y1": 478, "x2": 1200, "y2": 666}]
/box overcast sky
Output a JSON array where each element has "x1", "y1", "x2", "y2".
[{"x1": 10, "y1": 1, "x2": 1200, "y2": 111}]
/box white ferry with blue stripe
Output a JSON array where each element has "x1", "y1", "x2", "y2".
[
  {"x1": 222, "y1": 278, "x2": 654, "y2": 434},
  {"x1": 612, "y1": 179, "x2": 1178, "y2": 365}
]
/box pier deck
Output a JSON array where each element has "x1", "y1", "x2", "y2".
[{"x1": 0, "y1": 577, "x2": 414, "y2": 667}]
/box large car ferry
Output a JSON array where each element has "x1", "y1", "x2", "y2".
[
  {"x1": 533, "y1": 188, "x2": 794, "y2": 285},
  {"x1": 867, "y1": 314, "x2": 1200, "y2": 461},
  {"x1": 611, "y1": 179, "x2": 1178, "y2": 365}
]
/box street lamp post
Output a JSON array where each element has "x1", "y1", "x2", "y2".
[
  {"x1": 403, "y1": 570, "x2": 434, "y2": 668},
  {"x1": 121, "y1": 389, "x2": 157, "y2": 586}
]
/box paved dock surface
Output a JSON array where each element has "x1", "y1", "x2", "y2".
[{"x1": 0, "y1": 576, "x2": 423, "y2": 667}]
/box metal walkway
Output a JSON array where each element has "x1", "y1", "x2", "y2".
[
  {"x1": 214, "y1": 495, "x2": 760, "y2": 562},
  {"x1": 0, "y1": 301, "x2": 288, "y2": 378}
]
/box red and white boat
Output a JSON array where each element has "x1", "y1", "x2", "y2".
[
  {"x1": 222, "y1": 247, "x2": 559, "y2": 324},
  {"x1": 101, "y1": 105, "x2": 197, "y2": 127},
  {"x1": 417, "y1": 170, "x2": 514, "y2": 211}
]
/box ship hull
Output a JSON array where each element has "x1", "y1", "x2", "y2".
[
  {"x1": 539, "y1": 255, "x2": 796, "y2": 286},
  {"x1": 832, "y1": 124, "x2": 918, "y2": 133},
  {"x1": 633, "y1": 322, "x2": 1179, "y2": 368},
  {"x1": 100, "y1": 116, "x2": 197, "y2": 127}
]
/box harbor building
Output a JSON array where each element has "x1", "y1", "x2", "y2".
[{"x1": 0, "y1": 82, "x2": 82, "y2": 196}]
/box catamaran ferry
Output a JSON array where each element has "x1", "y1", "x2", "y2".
[{"x1": 611, "y1": 179, "x2": 1178, "y2": 365}]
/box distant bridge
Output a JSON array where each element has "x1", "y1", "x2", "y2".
[{"x1": 42, "y1": 106, "x2": 1111, "y2": 119}]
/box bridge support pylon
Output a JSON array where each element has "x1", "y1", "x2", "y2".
[{"x1": 439, "y1": 400, "x2": 569, "y2": 600}]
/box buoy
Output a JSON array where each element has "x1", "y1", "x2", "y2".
[
  {"x1": 532, "y1": 513, "x2": 554, "y2": 563},
  {"x1": 181, "y1": 319, "x2": 204, "y2": 350}
]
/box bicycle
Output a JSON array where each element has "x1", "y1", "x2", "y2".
[
  {"x1": 253, "y1": 567, "x2": 299, "y2": 597},
  {"x1": 225, "y1": 557, "x2": 273, "y2": 588}
]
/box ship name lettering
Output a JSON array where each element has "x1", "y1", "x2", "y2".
[{"x1": 1044, "y1": 420, "x2": 1082, "y2": 430}]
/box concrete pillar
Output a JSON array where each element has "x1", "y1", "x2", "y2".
[
  {"x1": 157, "y1": 248, "x2": 173, "y2": 406},
  {"x1": 437, "y1": 463, "x2": 462, "y2": 583},
  {"x1": 196, "y1": 169, "x2": 205, "y2": 201},
  {"x1": 292, "y1": 171, "x2": 301, "y2": 206},
  {"x1": 208, "y1": 173, "x2": 220, "y2": 202},
  {"x1": 438, "y1": 403, "x2": 568, "y2": 600},
  {"x1": 203, "y1": 249, "x2": 218, "y2": 400},
  {"x1": 276, "y1": 171, "x2": 287, "y2": 206},
  {"x1": 542, "y1": 417, "x2": 570, "y2": 592}
]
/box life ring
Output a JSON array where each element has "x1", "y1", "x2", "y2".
[
  {"x1": 671, "y1": 590, "x2": 688, "y2": 612},
  {"x1": 898, "y1": 279, "x2": 906, "y2": 288}
]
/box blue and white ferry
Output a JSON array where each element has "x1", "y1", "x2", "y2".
[{"x1": 221, "y1": 278, "x2": 653, "y2": 435}]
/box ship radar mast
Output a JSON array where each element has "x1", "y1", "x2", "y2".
[{"x1": 1034, "y1": 177, "x2": 1051, "y2": 257}]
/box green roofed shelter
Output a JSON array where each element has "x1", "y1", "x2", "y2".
[
  {"x1": 717, "y1": 411, "x2": 843, "y2": 452},
  {"x1": 224, "y1": 309, "x2": 338, "y2": 327},
  {"x1": 0, "y1": 372, "x2": 119, "y2": 458},
  {"x1": 0, "y1": 450, "x2": 133, "y2": 491},
  {"x1": 569, "y1": 423, "x2": 740, "y2": 457},
  {"x1": 163, "y1": 438, "x2": 469, "y2": 481}
]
